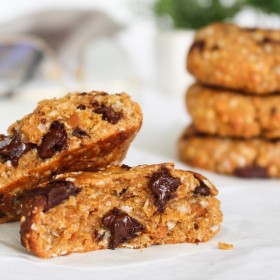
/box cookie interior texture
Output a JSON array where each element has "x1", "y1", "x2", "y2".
[
  {"x1": 0, "y1": 91, "x2": 142, "y2": 223},
  {"x1": 20, "y1": 163, "x2": 222, "y2": 258}
]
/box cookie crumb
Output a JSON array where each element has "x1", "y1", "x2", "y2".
[{"x1": 218, "y1": 242, "x2": 234, "y2": 250}]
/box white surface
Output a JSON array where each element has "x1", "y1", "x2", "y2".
[{"x1": 0, "y1": 90, "x2": 280, "y2": 279}]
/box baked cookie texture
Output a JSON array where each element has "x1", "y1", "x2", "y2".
[
  {"x1": 187, "y1": 23, "x2": 280, "y2": 94},
  {"x1": 187, "y1": 83, "x2": 280, "y2": 139},
  {"x1": 0, "y1": 92, "x2": 142, "y2": 223},
  {"x1": 20, "y1": 163, "x2": 222, "y2": 258},
  {"x1": 178, "y1": 126, "x2": 280, "y2": 178}
]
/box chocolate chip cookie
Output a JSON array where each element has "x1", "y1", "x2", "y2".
[
  {"x1": 20, "y1": 163, "x2": 222, "y2": 258},
  {"x1": 178, "y1": 125, "x2": 280, "y2": 178},
  {"x1": 0, "y1": 91, "x2": 142, "y2": 223},
  {"x1": 187, "y1": 83, "x2": 280, "y2": 139},
  {"x1": 187, "y1": 23, "x2": 280, "y2": 94}
]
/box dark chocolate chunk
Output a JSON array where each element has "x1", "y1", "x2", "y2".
[
  {"x1": 72, "y1": 127, "x2": 90, "y2": 138},
  {"x1": 194, "y1": 185, "x2": 211, "y2": 196},
  {"x1": 37, "y1": 121, "x2": 68, "y2": 159},
  {"x1": 234, "y1": 164, "x2": 269, "y2": 178},
  {"x1": 190, "y1": 39, "x2": 205, "y2": 53},
  {"x1": 148, "y1": 167, "x2": 181, "y2": 213},
  {"x1": 0, "y1": 211, "x2": 6, "y2": 218},
  {"x1": 93, "y1": 105, "x2": 123, "y2": 124},
  {"x1": 102, "y1": 208, "x2": 145, "y2": 249},
  {"x1": 0, "y1": 133, "x2": 33, "y2": 167},
  {"x1": 193, "y1": 173, "x2": 211, "y2": 196},
  {"x1": 27, "y1": 180, "x2": 81, "y2": 212},
  {"x1": 77, "y1": 104, "x2": 86, "y2": 110},
  {"x1": 121, "y1": 164, "x2": 131, "y2": 170}
]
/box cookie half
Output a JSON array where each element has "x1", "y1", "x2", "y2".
[
  {"x1": 187, "y1": 83, "x2": 280, "y2": 139},
  {"x1": 20, "y1": 163, "x2": 222, "y2": 258},
  {"x1": 187, "y1": 23, "x2": 280, "y2": 94},
  {"x1": 0, "y1": 91, "x2": 142, "y2": 223},
  {"x1": 178, "y1": 125, "x2": 280, "y2": 178}
]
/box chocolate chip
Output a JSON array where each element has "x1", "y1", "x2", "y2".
[
  {"x1": 77, "y1": 104, "x2": 86, "y2": 110},
  {"x1": 234, "y1": 164, "x2": 269, "y2": 178},
  {"x1": 148, "y1": 167, "x2": 181, "y2": 213},
  {"x1": 93, "y1": 105, "x2": 122, "y2": 124},
  {"x1": 193, "y1": 173, "x2": 211, "y2": 196},
  {"x1": 0, "y1": 133, "x2": 33, "y2": 167},
  {"x1": 261, "y1": 37, "x2": 272, "y2": 44},
  {"x1": 27, "y1": 180, "x2": 81, "y2": 212},
  {"x1": 194, "y1": 185, "x2": 211, "y2": 196},
  {"x1": 102, "y1": 208, "x2": 145, "y2": 249},
  {"x1": 194, "y1": 223, "x2": 199, "y2": 230},
  {"x1": 80, "y1": 92, "x2": 88, "y2": 96},
  {"x1": 37, "y1": 121, "x2": 68, "y2": 159},
  {"x1": 190, "y1": 40, "x2": 205, "y2": 53},
  {"x1": 41, "y1": 118, "x2": 46, "y2": 124},
  {"x1": 121, "y1": 164, "x2": 131, "y2": 170},
  {"x1": 0, "y1": 193, "x2": 4, "y2": 202},
  {"x1": 0, "y1": 211, "x2": 6, "y2": 218},
  {"x1": 72, "y1": 127, "x2": 90, "y2": 138}
]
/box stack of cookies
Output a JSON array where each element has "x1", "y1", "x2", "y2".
[{"x1": 178, "y1": 23, "x2": 280, "y2": 178}]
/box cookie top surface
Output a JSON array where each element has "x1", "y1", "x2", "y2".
[{"x1": 187, "y1": 23, "x2": 280, "y2": 94}]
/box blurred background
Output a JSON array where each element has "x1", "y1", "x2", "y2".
[{"x1": 0, "y1": 0, "x2": 280, "y2": 102}]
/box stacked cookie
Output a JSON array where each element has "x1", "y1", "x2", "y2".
[
  {"x1": 0, "y1": 91, "x2": 222, "y2": 258},
  {"x1": 178, "y1": 23, "x2": 280, "y2": 178}
]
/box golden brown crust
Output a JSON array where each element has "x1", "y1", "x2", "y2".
[
  {"x1": 187, "y1": 23, "x2": 280, "y2": 94},
  {"x1": 20, "y1": 163, "x2": 222, "y2": 258},
  {"x1": 0, "y1": 91, "x2": 142, "y2": 223},
  {"x1": 187, "y1": 83, "x2": 280, "y2": 139}
]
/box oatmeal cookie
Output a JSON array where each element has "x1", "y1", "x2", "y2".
[
  {"x1": 0, "y1": 91, "x2": 142, "y2": 223},
  {"x1": 178, "y1": 125, "x2": 280, "y2": 178},
  {"x1": 20, "y1": 163, "x2": 222, "y2": 258},
  {"x1": 187, "y1": 83, "x2": 280, "y2": 138},
  {"x1": 187, "y1": 23, "x2": 280, "y2": 94}
]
